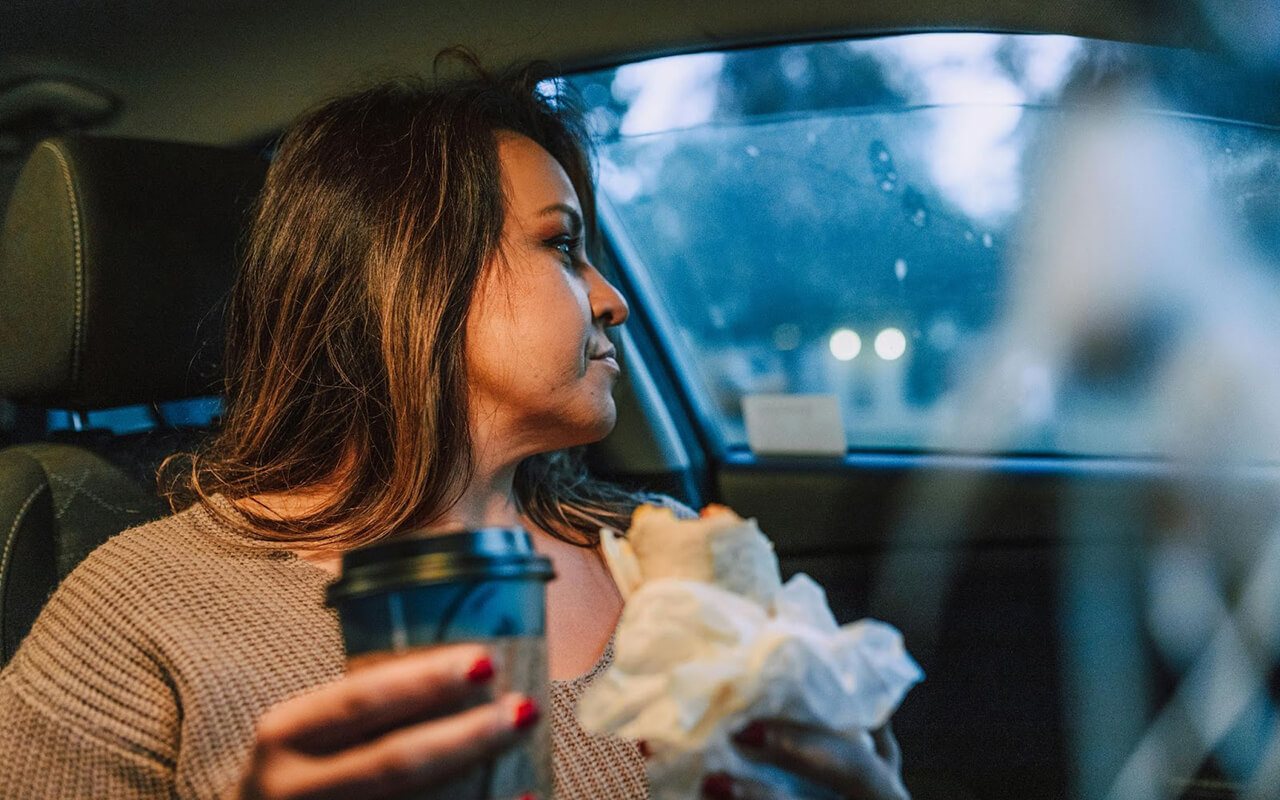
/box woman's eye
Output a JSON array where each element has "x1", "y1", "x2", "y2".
[{"x1": 549, "y1": 235, "x2": 582, "y2": 263}]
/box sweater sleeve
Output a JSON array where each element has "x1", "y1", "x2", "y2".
[
  {"x1": 0, "y1": 543, "x2": 179, "y2": 799},
  {"x1": 644, "y1": 492, "x2": 699, "y2": 520}
]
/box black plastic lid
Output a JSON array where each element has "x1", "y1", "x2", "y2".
[{"x1": 326, "y1": 528, "x2": 555, "y2": 605}]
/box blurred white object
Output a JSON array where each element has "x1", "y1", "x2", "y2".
[
  {"x1": 742, "y1": 393, "x2": 847, "y2": 457},
  {"x1": 976, "y1": 94, "x2": 1280, "y2": 798},
  {"x1": 583, "y1": 505, "x2": 922, "y2": 799},
  {"x1": 931, "y1": 93, "x2": 1280, "y2": 461}
]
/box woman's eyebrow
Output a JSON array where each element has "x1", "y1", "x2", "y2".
[{"x1": 538, "y1": 203, "x2": 583, "y2": 233}]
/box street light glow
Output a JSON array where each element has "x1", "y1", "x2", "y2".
[
  {"x1": 875, "y1": 328, "x2": 907, "y2": 360},
  {"x1": 829, "y1": 328, "x2": 861, "y2": 361}
]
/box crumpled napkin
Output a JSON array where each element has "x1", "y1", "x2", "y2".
[{"x1": 579, "y1": 507, "x2": 923, "y2": 800}]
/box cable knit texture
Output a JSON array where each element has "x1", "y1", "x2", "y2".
[{"x1": 0, "y1": 493, "x2": 693, "y2": 799}]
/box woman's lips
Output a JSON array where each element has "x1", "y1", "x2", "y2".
[{"x1": 589, "y1": 346, "x2": 619, "y2": 371}]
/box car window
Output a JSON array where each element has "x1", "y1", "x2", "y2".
[
  {"x1": 45, "y1": 397, "x2": 222, "y2": 434},
  {"x1": 568, "y1": 33, "x2": 1280, "y2": 459}
]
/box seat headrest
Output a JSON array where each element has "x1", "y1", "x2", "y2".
[{"x1": 0, "y1": 136, "x2": 267, "y2": 408}]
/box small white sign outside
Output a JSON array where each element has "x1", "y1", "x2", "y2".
[{"x1": 741, "y1": 393, "x2": 846, "y2": 457}]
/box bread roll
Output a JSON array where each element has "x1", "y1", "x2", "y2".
[{"x1": 602, "y1": 504, "x2": 782, "y2": 609}]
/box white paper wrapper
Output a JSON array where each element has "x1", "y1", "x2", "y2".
[{"x1": 579, "y1": 572, "x2": 923, "y2": 800}]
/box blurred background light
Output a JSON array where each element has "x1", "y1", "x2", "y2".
[
  {"x1": 875, "y1": 327, "x2": 907, "y2": 360},
  {"x1": 829, "y1": 328, "x2": 862, "y2": 360}
]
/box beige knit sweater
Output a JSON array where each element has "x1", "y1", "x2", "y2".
[{"x1": 0, "y1": 495, "x2": 665, "y2": 799}]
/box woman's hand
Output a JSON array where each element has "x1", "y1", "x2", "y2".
[
  {"x1": 701, "y1": 720, "x2": 909, "y2": 800},
  {"x1": 235, "y1": 643, "x2": 539, "y2": 800}
]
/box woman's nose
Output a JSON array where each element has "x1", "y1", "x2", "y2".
[{"x1": 589, "y1": 268, "x2": 630, "y2": 327}]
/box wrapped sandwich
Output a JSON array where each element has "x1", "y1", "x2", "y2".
[{"x1": 580, "y1": 504, "x2": 922, "y2": 800}]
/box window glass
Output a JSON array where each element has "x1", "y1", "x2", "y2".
[
  {"x1": 46, "y1": 396, "x2": 222, "y2": 434},
  {"x1": 569, "y1": 34, "x2": 1280, "y2": 457}
]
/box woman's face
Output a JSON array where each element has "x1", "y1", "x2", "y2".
[{"x1": 465, "y1": 132, "x2": 630, "y2": 461}]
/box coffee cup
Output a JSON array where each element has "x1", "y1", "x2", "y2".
[{"x1": 327, "y1": 527, "x2": 555, "y2": 799}]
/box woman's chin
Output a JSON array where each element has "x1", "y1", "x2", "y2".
[
  {"x1": 511, "y1": 394, "x2": 619, "y2": 454},
  {"x1": 560, "y1": 404, "x2": 618, "y2": 449},
  {"x1": 578, "y1": 410, "x2": 618, "y2": 447}
]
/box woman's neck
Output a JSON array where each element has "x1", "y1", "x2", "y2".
[
  {"x1": 244, "y1": 456, "x2": 623, "y2": 680},
  {"x1": 416, "y1": 462, "x2": 522, "y2": 534},
  {"x1": 277, "y1": 470, "x2": 524, "y2": 576}
]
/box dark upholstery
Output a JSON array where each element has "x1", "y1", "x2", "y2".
[
  {"x1": 0, "y1": 136, "x2": 267, "y2": 666},
  {"x1": 0, "y1": 444, "x2": 170, "y2": 663},
  {"x1": 0, "y1": 136, "x2": 267, "y2": 407}
]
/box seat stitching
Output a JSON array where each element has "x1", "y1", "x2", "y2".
[
  {"x1": 40, "y1": 141, "x2": 86, "y2": 386},
  {"x1": 50, "y1": 466, "x2": 90, "y2": 519},
  {"x1": 1, "y1": 484, "x2": 50, "y2": 605},
  {"x1": 47, "y1": 471, "x2": 145, "y2": 516}
]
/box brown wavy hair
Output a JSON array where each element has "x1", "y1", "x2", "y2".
[{"x1": 163, "y1": 64, "x2": 654, "y2": 549}]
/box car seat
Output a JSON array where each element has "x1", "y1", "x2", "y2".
[
  {"x1": 0, "y1": 133, "x2": 695, "y2": 670},
  {"x1": 0, "y1": 136, "x2": 267, "y2": 665}
]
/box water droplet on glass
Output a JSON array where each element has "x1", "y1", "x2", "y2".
[
  {"x1": 870, "y1": 139, "x2": 898, "y2": 192},
  {"x1": 745, "y1": 145, "x2": 760, "y2": 157},
  {"x1": 902, "y1": 187, "x2": 928, "y2": 228},
  {"x1": 894, "y1": 259, "x2": 908, "y2": 280},
  {"x1": 982, "y1": 232, "x2": 994, "y2": 248}
]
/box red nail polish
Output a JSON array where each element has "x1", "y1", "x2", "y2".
[
  {"x1": 513, "y1": 697, "x2": 540, "y2": 730},
  {"x1": 637, "y1": 739, "x2": 652, "y2": 759},
  {"x1": 732, "y1": 720, "x2": 767, "y2": 748},
  {"x1": 466, "y1": 656, "x2": 495, "y2": 684},
  {"x1": 701, "y1": 773, "x2": 735, "y2": 800},
  {"x1": 518, "y1": 794, "x2": 537, "y2": 800}
]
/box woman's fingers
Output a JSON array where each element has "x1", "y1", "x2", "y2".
[
  {"x1": 276, "y1": 692, "x2": 536, "y2": 800},
  {"x1": 255, "y1": 643, "x2": 495, "y2": 753},
  {"x1": 237, "y1": 645, "x2": 545, "y2": 800},
  {"x1": 245, "y1": 691, "x2": 539, "y2": 800},
  {"x1": 730, "y1": 720, "x2": 909, "y2": 800}
]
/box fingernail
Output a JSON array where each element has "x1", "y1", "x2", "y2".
[
  {"x1": 518, "y1": 795, "x2": 537, "y2": 800},
  {"x1": 466, "y1": 656, "x2": 495, "y2": 684},
  {"x1": 637, "y1": 739, "x2": 652, "y2": 759},
  {"x1": 732, "y1": 720, "x2": 767, "y2": 748},
  {"x1": 701, "y1": 773, "x2": 736, "y2": 800},
  {"x1": 513, "y1": 697, "x2": 540, "y2": 730}
]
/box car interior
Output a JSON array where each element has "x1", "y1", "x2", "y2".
[{"x1": 3, "y1": 1, "x2": 1280, "y2": 799}]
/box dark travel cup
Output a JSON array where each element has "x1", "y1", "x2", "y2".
[{"x1": 327, "y1": 528, "x2": 556, "y2": 800}]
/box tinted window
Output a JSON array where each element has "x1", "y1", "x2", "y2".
[{"x1": 570, "y1": 34, "x2": 1280, "y2": 458}]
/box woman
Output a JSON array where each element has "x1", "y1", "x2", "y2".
[{"x1": 0, "y1": 66, "x2": 908, "y2": 800}]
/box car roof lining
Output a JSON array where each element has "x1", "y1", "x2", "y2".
[{"x1": 1, "y1": 0, "x2": 1219, "y2": 149}]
